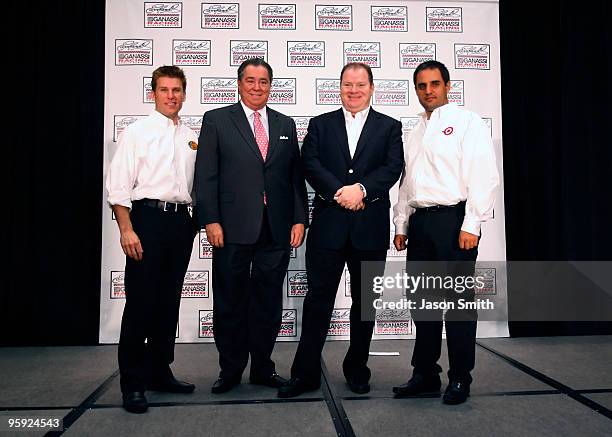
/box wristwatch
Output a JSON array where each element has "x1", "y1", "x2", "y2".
[{"x1": 357, "y1": 183, "x2": 367, "y2": 198}]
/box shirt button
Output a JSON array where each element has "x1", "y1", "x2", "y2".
[{"x1": 348, "y1": 169, "x2": 354, "y2": 174}]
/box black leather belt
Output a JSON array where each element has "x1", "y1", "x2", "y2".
[
  {"x1": 134, "y1": 198, "x2": 190, "y2": 213},
  {"x1": 414, "y1": 201, "x2": 465, "y2": 214}
]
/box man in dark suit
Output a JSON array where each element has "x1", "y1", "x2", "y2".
[
  {"x1": 194, "y1": 58, "x2": 308, "y2": 393},
  {"x1": 279, "y1": 62, "x2": 404, "y2": 398}
]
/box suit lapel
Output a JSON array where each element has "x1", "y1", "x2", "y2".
[
  {"x1": 265, "y1": 107, "x2": 280, "y2": 167},
  {"x1": 229, "y1": 103, "x2": 264, "y2": 164},
  {"x1": 351, "y1": 108, "x2": 378, "y2": 163},
  {"x1": 331, "y1": 109, "x2": 351, "y2": 165}
]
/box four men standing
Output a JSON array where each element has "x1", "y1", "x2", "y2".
[{"x1": 107, "y1": 58, "x2": 498, "y2": 412}]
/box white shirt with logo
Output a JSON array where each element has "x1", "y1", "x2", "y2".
[
  {"x1": 393, "y1": 103, "x2": 499, "y2": 236},
  {"x1": 106, "y1": 110, "x2": 198, "y2": 208}
]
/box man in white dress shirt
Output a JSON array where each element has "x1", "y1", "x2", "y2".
[
  {"x1": 392, "y1": 60, "x2": 499, "y2": 405},
  {"x1": 106, "y1": 66, "x2": 198, "y2": 414}
]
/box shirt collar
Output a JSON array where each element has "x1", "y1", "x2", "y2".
[
  {"x1": 151, "y1": 110, "x2": 181, "y2": 128},
  {"x1": 342, "y1": 105, "x2": 370, "y2": 123},
  {"x1": 419, "y1": 102, "x2": 458, "y2": 121},
  {"x1": 240, "y1": 100, "x2": 267, "y2": 121}
]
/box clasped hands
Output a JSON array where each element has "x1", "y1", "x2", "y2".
[{"x1": 334, "y1": 184, "x2": 364, "y2": 211}]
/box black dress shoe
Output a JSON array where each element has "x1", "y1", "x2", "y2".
[
  {"x1": 346, "y1": 378, "x2": 370, "y2": 394},
  {"x1": 442, "y1": 381, "x2": 470, "y2": 405},
  {"x1": 250, "y1": 372, "x2": 288, "y2": 388},
  {"x1": 392, "y1": 374, "x2": 441, "y2": 397},
  {"x1": 211, "y1": 376, "x2": 240, "y2": 394},
  {"x1": 122, "y1": 391, "x2": 148, "y2": 414},
  {"x1": 148, "y1": 375, "x2": 195, "y2": 394},
  {"x1": 277, "y1": 377, "x2": 320, "y2": 398}
]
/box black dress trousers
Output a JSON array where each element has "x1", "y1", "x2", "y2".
[
  {"x1": 118, "y1": 202, "x2": 196, "y2": 393},
  {"x1": 406, "y1": 203, "x2": 478, "y2": 383}
]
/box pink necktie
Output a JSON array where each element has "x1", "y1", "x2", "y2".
[
  {"x1": 253, "y1": 111, "x2": 268, "y2": 204},
  {"x1": 253, "y1": 111, "x2": 268, "y2": 161}
]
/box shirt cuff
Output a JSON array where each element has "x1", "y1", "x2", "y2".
[
  {"x1": 394, "y1": 221, "x2": 408, "y2": 236},
  {"x1": 461, "y1": 217, "x2": 482, "y2": 236},
  {"x1": 107, "y1": 196, "x2": 132, "y2": 209}
]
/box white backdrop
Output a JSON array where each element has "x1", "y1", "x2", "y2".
[{"x1": 101, "y1": 0, "x2": 508, "y2": 343}]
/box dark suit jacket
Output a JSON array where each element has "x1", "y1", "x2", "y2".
[
  {"x1": 194, "y1": 103, "x2": 308, "y2": 245},
  {"x1": 302, "y1": 108, "x2": 404, "y2": 250}
]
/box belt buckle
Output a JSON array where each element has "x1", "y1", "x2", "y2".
[{"x1": 162, "y1": 201, "x2": 178, "y2": 212}]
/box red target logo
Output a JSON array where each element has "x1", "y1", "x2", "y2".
[{"x1": 443, "y1": 126, "x2": 454, "y2": 135}]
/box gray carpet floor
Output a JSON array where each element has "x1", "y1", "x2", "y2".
[{"x1": 1, "y1": 336, "x2": 611, "y2": 436}]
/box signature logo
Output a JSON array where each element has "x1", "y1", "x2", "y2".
[
  {"x1": 175, "y1": 41, "x2": 209, "y2": 50},
  {"x1": 202, "y1": 79, "x2": 237, "y2": 88},
  {"x1": 272, "y1": 79, "x2": 294, "y2": 88},
  {"x1": 203, "y1": 4, "x2": 238, "y2": 14},
  {"x1": 376, "y1": 309, "x2": 410, "y2": 320},
  {"x1": 428, "y1": 8, "x2": 460, "y2": 18},
  {"x1": 372, "y1": 7, "x2": 404, "y2": 17},
  {"x1": 232, "y1": 42, "x2": 266, "y2": 51},
  {"x1": 401, "y1": 44, "x2": 435, "y2": 54},
  {"x1": 344, "y1": 43, "x2": 378, "y2": 53},
  {"x1": 117, "y1": 41, "x2": 151, "y2": 50},
  {"x1": 317, "y1": 80, "x2": 339, "y2": 90},
  {"x1": 185, "y1": 272, "x2": 207, "y2": 281},
  {"x1": 116, "y1": 117, "x2": 140, "y2": 127},
  {"x1": 457, "y1": 45, "x2": 489, "y2": 55},
  {"x1": 331, "y1": 309, "x2": 351, "y2": 320},
  {"x1": 282, "y1": 310, "x2": 296, "y2": 320},
  {"x1": 289, "y1": 42, "x2": 323, "y2": 51},
  {"x1": 146, "y1": 3, "x2": 180, "y2": 13},
  {"x1": 260, "y1": 5, "x2": 294, "y2": 15},
  {"x1": 376, "y1": 81, "x2": 407, "y2": 90},
  {"x1": 200, "y1": 311, "x2": 214, "y2": 322},
  {"x1": 317, "y1": 6, "x2": 350, "y2": 15}
]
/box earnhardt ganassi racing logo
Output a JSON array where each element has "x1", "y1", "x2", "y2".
[
  {"x1": 373, "y1": 80, "x2": 408, "y2": 105},
  {"x1": 375, "y1": 309, "x2": 412, "y2": 335},
  {"x1": 199, "y1": 310, "x2": 214, "y2": 338},
  {"x1": 327, "y1": 308, "x2": 351, "y2": 336},
  {"x1": 448, "y1": 80, "x2": 464, "y2": 105},
  {"x1": 143, "y1": 77, "x2": 154, "y2": 103},
  {"x1": 269, "y1": 79, "x2": 296, "y2": 104},
  {"x1": 371, "y1": 6, "x2": 407, "y2": 32},
  {"x1": 200, "y1": 78, "x2": 238, "y2": 104},
  {"x1": 144, "y1": 2, "x2": 182, "y2": 28},
  {"x1": 115, "y1": 40, "x2": 153, "y2": 66},
  {"x1": 287, "y1": 271, "x2": 308, "y2": 297},
  {"x1": 426, "y1": 7, "x2": 462, "y2": 32},
  {"x1": 259, "y1": 4, "x2": 296, "y2": 30},
  {"x1": 113, "y1": 115, "x2": 146, "y2": 142},
  {"x1": 343, "y1": 43, "x2": 381, "y2": 68},
  {"x1": 199, "y1": 229, "x2": 214, "y2": 258},
  {"x1": 315, "y1": 5, "x2": 352, "y2": 30},
  {"x1": 181, "y1": 115, "x2": 204, "y2": 137},
  {"x1": 278, "y1": 309, "x2": 297, "y2": 337},
  {"x1": 454, "y1": 44, "x2": 490, "y2": 70},
  {"x1": 315, "y1": 79, "x2": 341, "y2": 105},
  {"x1": 230, "y1": 41, "x2": 268, "y2": 66},
  {"x1": 291, "y1": 116, "x2": 312, "y2": 143},
  {"x1": 287, "y1": 41, "x2": 325, "y2": 67},
  {"x1": 182, "y1": 271, "x2": 209, "y2": 298},
  {"x1": 110, "y1": 271, "x2": 126, "y2": 298},
  {"x1": 399, "y1": 43, "x2": 436, "y2": 69},
  {"x1": 173, "y1": 40, "x2": 211, "y2": 66},
  {"x1": 201, "y1": 3, "x2": 239, "y2": 28}
]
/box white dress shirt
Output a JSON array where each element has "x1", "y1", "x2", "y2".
[
  {"x1": 240, "y1": 100, "x2": 269, "y2": 138},
  {"x1": 106, "y1": 110, "x2": 198, "y2": 208},
  {"x1": 342, "y1": 106, "x2": 370, "y2": 159},
  {"x1": 393, "y1": 103, "x2": 499, "y2": 236}
]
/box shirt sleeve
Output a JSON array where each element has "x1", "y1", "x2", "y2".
[
  {"x1": 106, "y1": 128, "x2": 137, "y2": 209},
  {"x1": 460, "y1": 114, "x2": 500, "y2": 235},
  {"x1": 392, "y1": 167, "x2": 415, "y2": 235}
]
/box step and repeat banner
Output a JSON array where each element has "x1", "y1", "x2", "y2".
[{"x1": 101, "y1": 0, "x2": 508, "y2": 343}]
